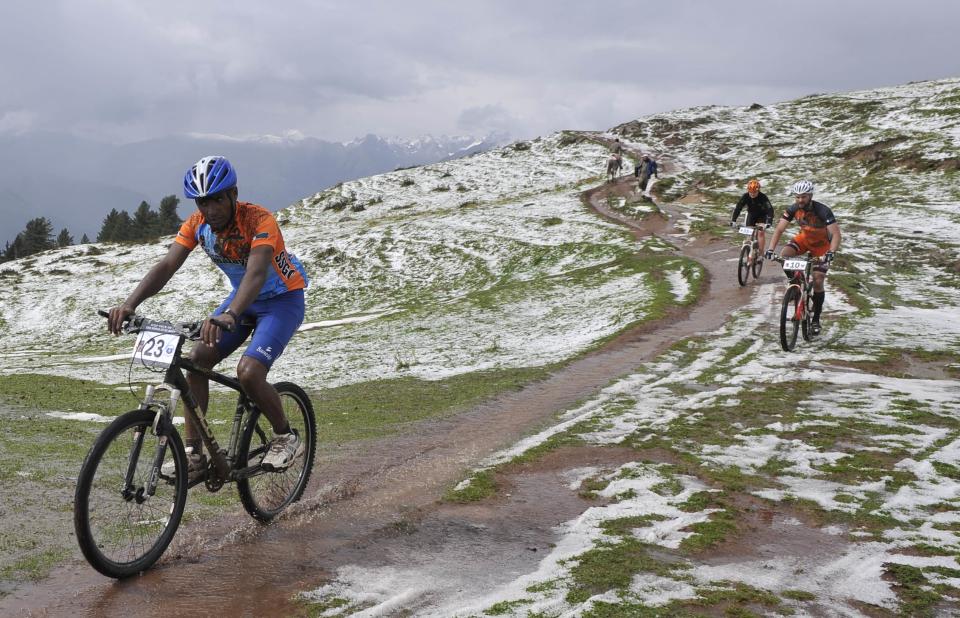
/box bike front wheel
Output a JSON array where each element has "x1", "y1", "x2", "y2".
[
  {"x1": 780, "y1": 287, "x2": 801, "y2": 352},
  {"x1": 801, "y1": 290, "x2": 815, "y2": 341},
  {"x1": 237, "y1": 382, "x2": 317, "y2": 522},
  {"x1": 737, "y1": 245, "x2": 751, "y2": 286},
  {"x1": 74, "y1": 409, "x2": 188, "y2": 578}
]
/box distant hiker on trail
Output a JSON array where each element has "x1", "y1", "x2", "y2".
[
  {"x1": 606, "y1": 139, "x2": 623, "y2": 181},
  {"x1": 638, "y1": 155, "x2": 659, "y2": 197}
]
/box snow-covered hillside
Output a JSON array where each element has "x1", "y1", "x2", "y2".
[
  {"x1": 300, "y1": 79, "x2": 960, "y2": 616},
  {"x1": 0, "y1": 134, "x2": 693, "y2": 388}
]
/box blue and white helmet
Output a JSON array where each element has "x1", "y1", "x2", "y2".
[
  {"x1": 790, "y1": 179, "x2": 815, "y2": 196},
  {"x1": 183, "y1": 156, "x2": 237, "y2": 199}
]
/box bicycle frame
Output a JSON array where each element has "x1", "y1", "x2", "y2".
[
  {"x1": 779, "y1": 255, "x2": 818, "y2": 322},
  {"x1": 128, "y1": 333, "x2": 263, "y2": 493},
  {"x1": 79, "y1": 310, "x2": 318, "y2": 578}
]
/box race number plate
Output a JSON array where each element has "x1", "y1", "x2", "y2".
[
  {"x1": 738, "y1": 226, "x2": 754, "y2": 235},
  {"x1": 783, "y1": 259, "x2": 807, "y2": 270},
  {"x1": 133, "y1": 329, "x2": 179, "y2": 368}
]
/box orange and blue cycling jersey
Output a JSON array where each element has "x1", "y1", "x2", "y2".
[
  {"x1": 175, "y1": 201, "x2": 308, "y2": 300},
  {"x1": 783, "y1": 200, "x2": 837, "y2": 257}
]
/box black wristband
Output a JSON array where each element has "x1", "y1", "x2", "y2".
[{"x1": 224, "y1": 308, "x2": 238, "y2": 321}]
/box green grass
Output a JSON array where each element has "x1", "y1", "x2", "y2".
[
  {"x1": 883, "y1": 562, "x2": 947, "y2": 617},
  {"x1": 565, "y1": 536, "x2": 690, "y2": 604},
  {"x1": 0, "y1": 548, "x2": 70, "y2": 582},
  {"x1": 295, "y1": 595, "x2": 355, "y2": 617},
  {"x1": 600, "y1": 514, "x2": 669, "y2": 537},
  {"x1": 311, "y1": 366, "x2": 553, "y2": 444},
  {"x1": 0, "y1": 373, "x2": 149, "y2": 414},
  {"x1": 444, "y1": 470, "x2": 498, "y2": 503},
  {"x1": 680, "y1": 508, "x2": 738, "y2": 552},
  {"x1": 781, "y1": 589, "x2": 816, "y2": 601},
  {"x1": 484, "y1": 598, "x2": 533, "y2": 615}
]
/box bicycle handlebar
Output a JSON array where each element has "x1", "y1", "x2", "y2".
[
  {"x1": 97, "y1": 309, "x2": 245, "y2": 338},
  {"x1": 768, "y1": 254, "x2": 824, "y2": 265}
]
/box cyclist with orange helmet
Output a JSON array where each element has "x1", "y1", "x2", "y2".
[
  {"x1": 764, "y1": 180, "x2": 842, "y2": 335},
  {"x1": 730, "y1": 179, "x2": 774, "y2": 255}
]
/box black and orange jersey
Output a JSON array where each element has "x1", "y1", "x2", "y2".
[{"x1": 782, "y1": 200, "x2": 837, "y2": 248}]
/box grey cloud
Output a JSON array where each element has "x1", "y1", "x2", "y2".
[
  {"x1": 457, "y1": 104, "x2": 516, "y2": 133},
  {"x1": 0, "y1": 1, "x2": 958, "y2": 143}
]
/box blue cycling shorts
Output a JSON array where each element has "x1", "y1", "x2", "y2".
[{"x1": 213, "y1": 289, "x2": 304, "y2": 369}]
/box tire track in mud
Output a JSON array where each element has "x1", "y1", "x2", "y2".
[{"x1": 1, "y1": 160, "x2": 762, "y2": 617}]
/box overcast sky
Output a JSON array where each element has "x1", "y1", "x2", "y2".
[{"x1": 2, "y1": 1, "x2": 959, "y2": 144}]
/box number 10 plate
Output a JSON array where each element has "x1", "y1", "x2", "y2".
[
  {"x1": 783, "y1": 259, "x2": 807, "y2": 270},
  {"x1": 133, "y1": 329, "x2": 179, "y2": 368}
]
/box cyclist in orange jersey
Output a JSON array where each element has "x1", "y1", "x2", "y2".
[
  {"x1": 765, "y1": 180, "x2": 841, "y2": 336},
  {"x1": 108, "y1": 156, "x2": 309, "y2": 482}
]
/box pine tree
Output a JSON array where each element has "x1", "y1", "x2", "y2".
[
  {"x1": 57, "y1": 228, "x2": 74, "y2": 247},
  {"x1": 8, "y1": 235, "x2": 25, "y2": 259},
  {"x1": 4, "y1": 234, "x2": 23, "y2": 259},
  {"x1": 80, "y1": 233, "x2": 90, "y2": 244},
  {"x1": 22, "y1": 217, "x2": 55, "y2": 254},
  {"x1": 115, "y1": 211, "x2": 134, "y2": 241},
  {"x1": 157, "y1": 195, "x2": 182, "y2": 234},
  {"x1": 132, "y1": 201, "x2": 159, "y2": 240},
  {"x1": 98, "y1": 209, "x2": 122, "y2": 242}
]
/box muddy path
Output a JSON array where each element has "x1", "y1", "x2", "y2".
[{"x1": 1, "y1": 165, "x2": 764, "y2": 617}]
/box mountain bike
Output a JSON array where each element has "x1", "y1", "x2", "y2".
[
  {"x1": 736, "y1": 224, "x2": 766, "y2": 286},
  {"x1": 771, "y1": 254, "x2": 822, "y2": 351},
  {"x1": 73, "y1": 311, "x2": 317, "y2": 578}
]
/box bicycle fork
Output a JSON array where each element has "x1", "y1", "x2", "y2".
[
  {"x1": 122, "y1": 384, "x2": 181, "y2": 501},
  {"x1": 787, "y1": 282, "x2": 805, "y2": 322}
]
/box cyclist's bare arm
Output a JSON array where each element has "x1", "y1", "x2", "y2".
[
  {"x1": 109, "y1": 243, "x2": 191, "y2": 334},
  {"x1": 827, "y1": 222, "x2": 841, "y2": 252},
  {"x1": 199, "y1": 245, "x2": 271, "y2": 347}
]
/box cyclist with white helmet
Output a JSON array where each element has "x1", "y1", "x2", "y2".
[
  {"x1": 765, "y1": 180, "x2": 841, "y2": 335},
  {"x1": 730, "y1": 178, "x2": 774, "y2": 255},
  {"x1": 108, "y1": 156, "x2": 310, "y2": 482}
]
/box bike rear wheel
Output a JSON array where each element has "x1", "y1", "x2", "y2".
[
  {"x1": 780, "y1": 287, "x2": 801, "y2": 352},
  {"x1": 737, "y1": 245, "x2": 751, "y2": 287},
  {"x1": 74, "y1": 409, "x2": 188, "y2": 578},
  {"x1": 751, "y1": 245, "x2": 763, "y2": 278},
  {"x1": 237, "y1": 382, "x2": 317, "y2": 522}
]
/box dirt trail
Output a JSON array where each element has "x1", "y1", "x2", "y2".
[{"x1": 1, "y1": 156, "x2": 761, "y2": 617}]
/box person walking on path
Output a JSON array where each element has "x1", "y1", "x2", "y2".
[{"x1": 638, "y1": 155, "x2": 659, "y2": 198}]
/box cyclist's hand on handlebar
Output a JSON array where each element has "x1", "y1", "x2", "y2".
[
  {"x1": 824, "y1": 251, "x2": 835, "y2": 263},
  {"x1": 107, "y1": 305, "x2": 135, "y2": 335},
  {"x1": 200, "y1": 313, "x2": 235, "y2": 347},
  {"x1": 764, "y1": 249, "x2": 775, "y2": 260}
]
